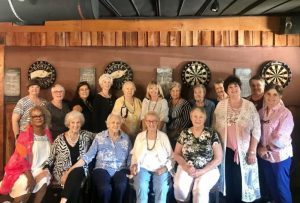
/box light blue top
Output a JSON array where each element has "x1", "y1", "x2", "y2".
[{"x1": 82, "y1": 130, "x2": 132, "y2": 176}]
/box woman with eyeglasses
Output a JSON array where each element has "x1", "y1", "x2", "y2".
[
  {"x1": 47, "y1": 84, "x2": 70, "y2": 140},
  {"x1": 130, "y1": 111, "x2": 173, "y2": 203},
  {"x1": 112, "y1": 81, "x2": 142, "y2": 141},
  {"x1": 0, "y1": 106, "x2": 52, "y2": 203},
  {"x1": 257, "y1": 84, "x2": 294, "y2": 203},
  {"x1": 71, "y1": 81, "x2": 94, "y2": 131}
]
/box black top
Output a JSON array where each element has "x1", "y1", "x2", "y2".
[
  {"x1": 70, "y1": 98, "x2": 93, "y2": 131},
  {"x1": 46, "y1": 101, "x2": 70, "y2": 140},
  {"x1": 92, "y1": 93, "x2": 116, "y2": 133},
  {"x1": 64, "y1": 136, "x2": 80, "y2": 165}
]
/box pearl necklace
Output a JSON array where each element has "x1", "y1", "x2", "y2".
[{"x1": 66, "y1": 131, "x2": 79, "y2": 145}]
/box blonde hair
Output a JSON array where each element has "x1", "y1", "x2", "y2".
[
  {"x1": 144, "y1": 111, "x2": 160, "y2": 121},
  {"x1": 145, "y1": 81, "x2": 164, "y2": 99},
  {"x1": 29, "y1": 106, "x2": 51, "y2": 128},
  {"x1": 169, "y1": 81, "x2": 181, "y2": 91}
]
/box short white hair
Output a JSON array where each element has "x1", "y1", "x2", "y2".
[
  {"x1": 122, "y1": 81, "x2": 136, "y2": 92},
  {"x1": 51, "y1": 84, "x2": 65, "y2": 93},
  {"x1": 106, "y1": 113, "x2": 124, "y2": 127},
  {"x1": 64, "y1": 110, "x2": 85, "y2": 128},
  {"x1": 98, "y1": 74, "x2": 113, "y2": 87}
]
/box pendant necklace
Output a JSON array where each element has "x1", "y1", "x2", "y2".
[{"x1": 148, "y1": 98, "x2": 158, "y2": 111}]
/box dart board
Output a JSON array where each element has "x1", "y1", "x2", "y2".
[
  {"x1": 28, "y1": 61, "x2": 56, "y2": 89},
  {"x1": 104, "y1": 61, "x2": 133, "y2": 89},
  {"x1": 181, "y1": 61, "x2": 211, "y2": 87},
  {"x1": 260, "y1": 61, "x2": 292, "y2": 88}
]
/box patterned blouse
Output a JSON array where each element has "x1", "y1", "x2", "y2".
[
  {"x1": 13, "y1": 96, "x2": 47, "y2": 132},
  {"x1": 43, "y1": 130, "x2": 95, "y2": 184},
  {"x1": 177, "y1": 127, "x2": 220, "y2": 169}
]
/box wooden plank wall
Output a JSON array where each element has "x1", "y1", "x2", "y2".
[
  {"x1": 0, "y1": 17, "x2": 299, "y2": 47},
  {"x1": 0, "y1": 46, "x2": 4, "y2": 174}
]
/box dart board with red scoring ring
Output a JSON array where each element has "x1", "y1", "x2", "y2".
[
  {"x1": 260, "y1": 61, "x2": 292, "y2": 88},
  {"x1": 181, "y1": 61, "x2": 211, "y2": 87}
]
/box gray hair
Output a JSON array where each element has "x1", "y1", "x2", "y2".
[
  {"x1": 64, "y1": 110, "x2": 85, "y2": 128},
  {"x1": 193, "y1": 84, "x2": 206, "y2": 95},
  {"x1": 106, "y1": 113, "x2": 124, "y2": 127},
  {"x1": 169, "y1": 81, "x2": 181, "y2": 91},
  {"x1": 122, "y1": 81, "x2": 136, "y2": 92},
  {"x1": 98, "y1": 74, "x2": 113, "y2": 87}
]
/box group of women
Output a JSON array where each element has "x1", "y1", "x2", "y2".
[{"x1": 0, "y1": 73, "x2": 294, "y2": 203}]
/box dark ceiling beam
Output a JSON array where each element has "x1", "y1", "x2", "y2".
[
  {"x1": 178, "y1": 0, "x2": 186, "y2": 16},
  {"x1": 238, "y1": 0, "x2": 266, "y2": 15},
  {"x1": 129, "y1": 0, "x2": 140, "y2": 16},
  {"x1": 262, "y1": 0, "x2": 293, "y2": 14},
  {"x1": 155, "y1": 0, "x2": 161, "y2": 16},
  {"x1": 100, "y1": 0, "x2": 122, "y2": 16},
  {"x1": 196, "y1": 0, "x2": 213, "y2": 16},
  {"x1": 219, "y1": 0, "x2": 238, "y2": 15}
]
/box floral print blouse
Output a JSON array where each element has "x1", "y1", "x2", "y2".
[{"x1": 177, "y1": 127, "x2": 220, "y2": 169}]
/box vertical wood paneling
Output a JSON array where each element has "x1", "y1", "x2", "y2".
[
  {"x1": 214, "y1": 31, "x2": 222, "y2": 46},
  {"x1": 116, "y1": 31, "x2": 124, "y2": 47},
  {"x1": 170, "y1": 31, "x2": 180, "y2": 47},
  {"x1": 103, "y1": 32, "x2": 116, "y2": 46},
  {"x1": 138, "y1": 32, "x2": 146, "y2": 47},
  {"x1": 5, "y1": 32, "x2": 16, "y2": 46},
  {"x1": 55, "y1": 32, "x2": 66, "y2": 47},
  {"x1": 0, "y1": 33, "x2": 5, "y2": 45},
  {"x1": 238, "y1": 30, "x2": 245, "y2": 46},
  {"x1": 201, "y1": 31, "x2": 213, "y2": 46},
  {"x1": 274, "y1": 34, "x2": 287, "y2": 46},
  {"x1": 159, "y1": 31, "x2": 169, "y2": 47},
  {"x1": 229, "y1": 30, "x2": 238, "y2": 46},
  {"x1": 15, "y1": 32, "x2": 31, "y2": 46},
  {"x1": 244, "y1": 31, "x2": 253, "y2": 46},
  {"x1": 181, "y1": 31, "x2": 192, "y2": 46},
  {"x1": 97, "y1": 32, "x2": 104, "y2": 46},
  {"x1": 91, "y1": 32, "x2": 98, "y2": 46},
  {"x1": 46, "y1": 32, "x2": 56, "y2": 46},
  {"x1": 192, "y1": 31, "x2": 200, "y2": 46},
  {"x1": 0, "y1": 46, "x2": 4, "y2": 174},
  {"x1": 68, "y1": 32, "x2": 82, "y2": 46},
  {"x1": 31, "y1": 32, "x2": 46, "y2": 46},
  {"x1": 287, "y1": 34, "x2": 300, "y2": 46},
  {"x1": 81, "y1": 32, "x2": 91, "y2": 46},
  {"x1": 147, "y1": 31, "x2": 159, "y2": 47},
  {"x1": 130, "y1": 32, "x2": 138, "y2": 47},
  {"x1": 252, "y1": 31, "x2": 261, "y2": 46},
  {"x1": 262, "y1": 31, "x2": 274, "y2": 46}
]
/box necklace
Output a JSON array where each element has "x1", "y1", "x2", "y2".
[
  {"x1": 148, "y1": 98, "x2": 158, "y2": 111},
  {"x1": 123, "y1": 96, "x2": 135, "y2": 114},
  {"x1": 146, "y1": 130, "x2": 157, "y2": 151},
  {"x1": 67, "y1": 131, "x2": 79, "y2": 145}
]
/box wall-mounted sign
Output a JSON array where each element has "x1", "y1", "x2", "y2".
[
  {"x1": 157, "y1": 67, "x2": 173, "y2": 98},
  {"x1": 234, "y1": 68, "x2": 252, "y2": 97},
  {"x1": 104, "y1": 61, "x2": 133, "y2": 89},
  {"x1": 28, "y1": 60, "x2": 56, "y2": 89},
  {"x1": 80, "y1": 68, "x2": 96, "y2": 91},
  {"x1": 5, "y1": 68, "x2": 21, "y2": 102}
]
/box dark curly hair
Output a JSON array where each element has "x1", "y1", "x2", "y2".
[{"x1": 224, "y1": 75, "x2": 242, "y2": 93}]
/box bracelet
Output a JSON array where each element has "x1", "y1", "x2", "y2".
[{"x1": 247, "y1": 151, "x2": 256, "y2": 156}]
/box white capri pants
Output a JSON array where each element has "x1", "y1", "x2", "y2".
[{"x1": 174, "y1": 165, "x2": 220, "y2": 203}]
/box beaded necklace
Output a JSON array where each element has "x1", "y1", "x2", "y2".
[{"x1": 146, "y1": 130, "x2": 157, "y2": 151}]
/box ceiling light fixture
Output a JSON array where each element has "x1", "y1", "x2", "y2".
[{"x1": 210, "y1": 0, "x2": 219, "y2": 12}]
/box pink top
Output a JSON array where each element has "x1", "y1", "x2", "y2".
[
  {"x1": 227, "y1": 105, "x2": 240, "y2": 163},
  {"x1": 259, "y1": 102, "x2": 294, "y2": 163}
]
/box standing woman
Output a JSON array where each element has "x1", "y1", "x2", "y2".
[
  {"x1": 0, "y1": 106, "x2": 52, "y2": 203},
  {"x1": 12, "y1": 79, "x2": 47, "y2": 139},
  {"x1": 258, "y1": 84, "x2": 294, "y2": 203},
  {"x1": 247, "y1": 75, "x2": 265, "y2": 111},
  {"x1": 112, "y1": 81, "x2": 142, "y2": 141},
  {"x1": 173, "y1": 107, "x2": 222, "y2": 203},
  {"x1": 130, "y1": 111, "x2": 173, "y2": 203},
  {"x1": 47, "y1": 84, "x2": 70, "y2": 140},
  {"x1": 141, "y1": 81, "x2": 169, "y2": 132},
  {"x1": 42, "y1": 111, "x2": 94, "y2": 203},
  {"x1": 71, "y1": 81, "x2": 94, "y2": 131},
  {"x1": 213, "y1": 75, "x2": 261, "y2": 203},
  {"x1": 167, "y1": 81, "x2": 191, "y2": 148},
  {"x1": 92, "y1": 74, "x2": 116, "y2": 133},
  {"x1": 190, "y1": 84, "x2": 215, "y2": 127}
]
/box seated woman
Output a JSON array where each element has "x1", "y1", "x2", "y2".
[
  {"x1": 173, "y1": 107, "x2": 222, "y2": 203},
  {"x1": 0, "y1": 106, "x2": 53, "y2": 203},
  {"x1": 130, "y1": 111, "x2": 173, "y2": 203},
  {"x1": 42, "y1": 111, "x2": 94, "y2": 203},
  {"x1": 67, "y1": 113, "x2": 132, "y2": 203}
]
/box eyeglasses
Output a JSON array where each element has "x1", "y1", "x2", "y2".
[
  {"x1": 53, "y1": 90, "x2": 64, "y2": 94},
  {"x1": 31, "y1": 114, "x2": 44, "y2": 119},
  {"x1": 145, "y1": 120, "x2": 158, "y2": 124}
]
